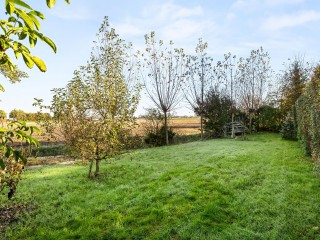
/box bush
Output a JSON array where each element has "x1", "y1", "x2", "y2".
[
  {"x1": 0, "y1": 158, "x2": 24, "y2": 200},
  {"x1": 280, "y1": 112, "x2": 297, "y2": 140},
  {"x1": 202, "y1": 89, "x2": 233, "y2": 137},
  {"x1": 256, "y1": 105, "x2": 282, "y2": 132},
  {"x1": 145, "y1": 126, "x2": 175, "y2": 146}
]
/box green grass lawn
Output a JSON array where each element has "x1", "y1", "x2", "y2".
[{"x1": 2, "y1": 133, "x2": 320, "y2": 239}]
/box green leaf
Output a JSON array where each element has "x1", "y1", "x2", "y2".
[
  {"x1": 22, "y1": 51, "x2": 34, "y2": 69},
  {"x1": 30, "y1": 55, "x2": 46, "y2": 72},
  {"x1": 28, "y1": 13, "x2": 41, "y2": 30},
  {"x1": 6, "y1": 1, "x2": 15, "y2": 15},
  {"x1": 15, "y1": 8, "x2": 34, "y2": 30},
  {"x1": 12, "y1": 0, "x2": 33, "y2": 10},
  {"x1": 0, "y1": 158, "x2": 5, "y2": 170},
  {"x1": 20, "y1": 153, "x2": 27, "y2": 165},
  {"x1": 8, "y1": 16, "x2": 16, "y2": 22},
  {"x1": 5, "y1": 147, "x2": 13, "y2": 158},
  {"x1": 46, "y1": 0, "x2": 56, "y2": 8},
  {"x1": 18, "y1": 31, "x2": 27, "y2": 40},
  {"x1": 43, "y1": 36, "x2": 57, "y2": 53},
  {"x1": 65, "y1": 0, "x2": 70, "y2": 4},
  {"x1": 29, "y1": 10, "x2": 45, "y2": 20},
  {"x1": 0, "y1": 84, "x2": 5, "y2": 92},
  {"x1": 29, "y1": 36, "x2": 37, "y2": 48}
]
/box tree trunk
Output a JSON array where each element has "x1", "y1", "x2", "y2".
[
  {"x1": 164, "y1": 111, "x2": 169, "y2": 145},
  {"x1": 249, "y1": 114, "x2": 252, "y2": 133},
  {"x1": 95, "y1": 159, "x2": 100, "y2": 177},
  {"x1": 88, "y1": 160, "x2": 94, "y2": 179},
  {"x1": 231, "y1": 113, "x2": 235, "y2": 138},
  {"x1": 200, "y1": 114, "x2": 203, "y2": 140}
]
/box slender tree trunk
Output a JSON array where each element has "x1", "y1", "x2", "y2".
[
  {"x1": 95, "y1": 159, "x2": 100, "y2": 177},
  {"x1": 200, "y1": 114, "x2": 203, "y2": 140},
  {"x1": 164, "y1": 111, "x2": 169, "y2": 145},
  {"x1": 88, "y1": 160, "x2": 94, "y2": 178},
  {"x1": 231, "y1": 113, "x2": 235, "y2": 138}
]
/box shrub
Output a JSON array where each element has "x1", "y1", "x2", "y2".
[
  {"x1": 256, "y1": 105, "x2": 282, "y2": 132},
  {"x1": 295, "y1": 65, "x2": 320, "y2": 165},
  {"x1": 202, "y1": 89, "x2": 233, "y2": 137},
  {"x1": 280, "y1": 112, "x2": 297, "y2": 140},
  {"x1": 0, "y1": 158, "x2": 24, "y2": 200},
  {"x1": 145, "y1": 126, "x2": 175, "y2": 146}
]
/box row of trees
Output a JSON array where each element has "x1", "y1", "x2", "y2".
[
  {"x1": 0, "y1": 109, "x2": 51, "y2": 121},
  {"x1": 142, "y1": 34, "x2": 272, "y2": 143}
]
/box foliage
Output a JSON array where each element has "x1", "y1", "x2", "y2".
[
  {"x1": 0, "y1": 0, "x2": 70, "y2": 75},
  {"x1": 40, "y1": 17, "x2": 140, "y2": 178},
  {"x1": 145, "y1": 126, "x2": 175, "y2": 146},
  {"x1": 295, "y1": 64, "x2": 320, "y2": 165},
  {"x1": 280, "y1": 57, "x2": 312, "y2": 115},
  {"x1": 202, "y1": 88, "x2": 234, "y2": 137},
  {"x1": 2, "y1": 134, "x2": 320, "y2": 239},
  {"x1": 0, "y1": 158, "x2": 24, "y2": 200},
  {"x1": 0, "y1": 110, "x2": 6, "y2": 120},
  {"x1": 256, "y1": 105, "x2": 282, "y2": 132},
  {"x1": 9, "y1": 109, "x2": 26, "y2": 121},
  {"x1": 0, "y1": 121, "x2": 40, "y2": 199},
  {"x1": 0, "y1": 0, "x2": 68, "y2": 196},
  {"x1": 0, "y1": 64, "x2": 28, "y2": 84},
  {"x1": 142, "y1": 108, "x2": 175, "y2": 146},
  {"x1": 280, "y1": 111, "x2": 297, "y2": 140},
  {"x1": 142, "y1": 32, "x2": 187, "y2": 145}
]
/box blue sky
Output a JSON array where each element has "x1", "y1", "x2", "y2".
[{"x1": 1, "y1": 0, "x2": 320, "y2": 116}]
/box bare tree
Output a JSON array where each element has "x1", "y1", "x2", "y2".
[
  {"x1": 183, "y1": 39, "x2": 214, "y2": 140},
  {"x1": 215, "y1": 52, "x2": 240, "y2": 137},
  {"x1": 141, "y1": 32, "x2": 187, "y2": 145},
  {"x1": 237, "y1": 47, "x2": 271, "y2": 132}
]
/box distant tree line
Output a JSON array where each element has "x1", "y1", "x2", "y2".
[{"x1": 0, "y1": 109, "x2": 51, "y2": 121}]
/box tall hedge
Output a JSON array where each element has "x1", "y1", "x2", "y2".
[{"x1": 295, "y1": 65, "x2": 320, "y2": 165}]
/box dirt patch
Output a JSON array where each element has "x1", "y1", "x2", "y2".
[
  {"x1": 27, "y1": 155, "x2": 76, "y2": 168},
  {"x1": 0, "y1": 204, "x2": 36, "y2": 233}
]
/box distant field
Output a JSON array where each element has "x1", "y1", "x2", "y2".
[
  {"x1": 1, "y1": 117, "x2": 201, "y2": 145},
  {"x1": 134, "y1": 117, "x2": 201, "y2": 136}
]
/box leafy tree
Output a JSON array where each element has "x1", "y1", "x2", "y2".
[
  {"x1": 280, "y1": 56, "x2": 311, "y2": 115},
  {"x1": 202, "y1": 88, "x2": 233, "y2": 137},
  {"x1": 42, "y1": 17, "x2": 140, "y2": 178},
  {"x1": 184, "y1": 39, "x2": 214, "y2": 140},
  {"x1": 9, "y1": 109, "x2": 26, "y2": 121},
  {"x1": 0, "y1": 110, "x2": 6, "y2": 120},
  {"x1": 142, "y1": 32, "x2": 187, "y2": 145}
]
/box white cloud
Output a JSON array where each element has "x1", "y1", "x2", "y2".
[
  {"x1": 112, "y1": 2, "x2": 217, "y2": 47},
  {"x1": 232, "y1": 0, "x2": 304, "y2": 8},
  {"x1": 262, "y1": 10, "x2": 320, "y2": 31}
]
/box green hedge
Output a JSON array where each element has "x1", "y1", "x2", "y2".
[{"x1": 295, "y1": 65, "x2": 320, "y2": 166}]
